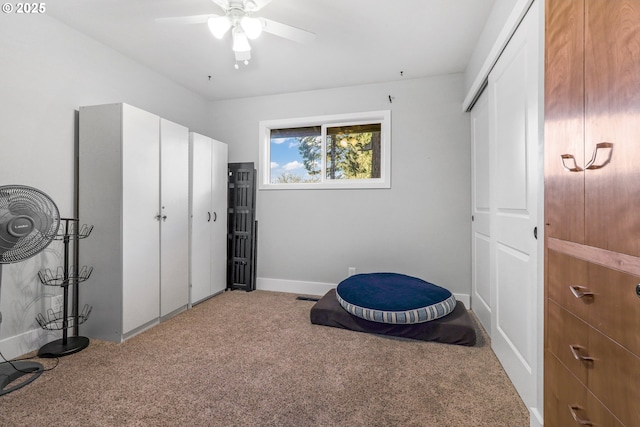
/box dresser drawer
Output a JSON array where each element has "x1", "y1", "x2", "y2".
[
  {"x1": 588, "y1": 326, "x2": 640, "y2": 427},
  {"x1": 547, "y1": 249, "x2": 640, "y2": 356},
  {"x1": 586, "y1": 262, "x2": 640, "y2": 356},
  {"x1": 547, "y1": 300, "x2": 589, "y2": 384},
  {"x1": 544, "y1": 351, "x2": 624, "y2": 427},
  {"x1": 547, "y1": 250, "x2": 589, "y2": 320},
  {"x1": 546, "y1": 290, "x2": 640, "y2": 425}
]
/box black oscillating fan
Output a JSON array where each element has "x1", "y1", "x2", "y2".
[{"x1": 0, "y1": 185, "x2": 60, "y2": 396}]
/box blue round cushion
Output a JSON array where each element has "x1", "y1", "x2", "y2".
[{"x1": 336, "y1": 273, "x2": 456, "y2": 324}]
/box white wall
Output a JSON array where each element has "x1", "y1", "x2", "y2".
[
  {"x1": 210, "y1": 74, "x2": 471, "y2": 297},
  {"x1": 0, "y1": 14, "x2": 210, "y2": 357}
]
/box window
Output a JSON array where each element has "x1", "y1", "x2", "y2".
[{"x1": 259, "y1": 110, "x2": 391, "y2": 189}]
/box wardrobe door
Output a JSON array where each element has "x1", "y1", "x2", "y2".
[
  {"x1": 487, "y1": 0, "x2": 541, "y2": 409},
  {"x1": 470, "y1": 90, "x2": 491, "y2": 335},
  {"x1": 543, "y1": 0, "x2": 585, "y2": 243},
  {"x1": 584, "y1": 0, "x2": 640, "y2": 257},
  {"x1": 121, "y1": 104, "x2": 160, "y2": 334},
  {"x1": 190, "y1": 133, "x2": 213, "y2": 304},
  {"x1": 160, "y1": 118, "x2": 190, "y2": 316},
  {"x1": 209, "y1": 139, "x2": 228, "y2": 296}
]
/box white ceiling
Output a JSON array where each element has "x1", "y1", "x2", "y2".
[{"x1": 47, "y1": 0, "x2": 495, "y2": 101}]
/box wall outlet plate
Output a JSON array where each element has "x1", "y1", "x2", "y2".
[{"x1": 348, "y1": 267, "x2": 356, "y2": 276}]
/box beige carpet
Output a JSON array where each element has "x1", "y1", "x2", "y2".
[{"x1": 0, "y1": 290, "x2": 528, "y2": 426}]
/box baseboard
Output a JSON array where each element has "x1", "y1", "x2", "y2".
[
  {"x1": 256, "y1": 277, "x2": 471, "y2": 307},
  {"x1": 452, "y1": 293, "x2": 470, "y2": 309},
  {"x1": 0, "y1": 327, "x2": 50, "y2": 360},
  {"x1": 257, "y1": 277, "x2": 335, "y2": 296}
]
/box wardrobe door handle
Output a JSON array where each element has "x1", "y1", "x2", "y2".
[
  {"x1": 213, "y1": 212, "x2": 217, "y2": 222},
  {"x1": 569, "y1": 286, "x2": 594, "y2": 299},
  {"x1": 561, "y1": 143, "x2": 613, "y2": 172},
  {"x1": 561, "y1": 154, "x2": 583, "y2": 172},
  {"x1": 585, "y1": 142, "x2": 613, "y2": 170},
  {"x1": 568, "y1": 405, "x2": 593, "y2": 426},
  {"x1": 569, "y1": 345, "x2": 594, "y2": 362},
  {"x1": 207, "y1": 212, "x2": 211, "y2": 222}
]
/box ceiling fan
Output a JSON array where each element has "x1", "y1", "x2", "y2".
[{"x1": 157, "y1": 0, "x2": 316, "y2": 68}]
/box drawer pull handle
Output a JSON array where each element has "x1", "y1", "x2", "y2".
[
  {"x1": 584, "y1": 142, "x2": 613, "y2": 170},
  {"x1": 570, "y1": 286, "x2": 594, "y2": 299},
  {"x1": 562, "y1": 143, "x2": 613, "y2": 173},
  {"x1": 561, "y1": 154, "x2": 583, "y2": 172},
  {"x1": 568, "y1": 405, "x2": 593, "y2": 426},
  {"x1": 569, "y1": 345, "x2": 595, "y2": 362}
]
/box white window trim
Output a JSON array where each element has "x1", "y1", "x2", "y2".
[{"x1": 259, "y1": 110, "x2": 391, "y2": 190}]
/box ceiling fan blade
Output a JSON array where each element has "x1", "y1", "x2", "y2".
[
  {"x1": 259, "y1": 18, "x2": 315, "y2": 44},
  {"x1": 211, "y1": 0, "x2": 230, "y2": 10},
  {"x1": 154, "y1": 14, "x2": 220, "y2": 25}
]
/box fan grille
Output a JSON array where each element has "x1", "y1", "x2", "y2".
[{"x1": 0, "y1": 185, "x2": 60, "y2": 264}]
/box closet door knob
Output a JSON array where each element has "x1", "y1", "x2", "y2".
[
  {"x1": 207, "y1": 212, "x2": 211, "y2": 222},
  {"x1": 212, "y1": 212, "x2": 217, "y2": 222},
  {"x1": 569, "y1": 285, "x2": 594, "y2": 299}
]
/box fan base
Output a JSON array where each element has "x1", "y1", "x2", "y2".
[
  {"x1": 0, "y1": 361, "x2": 44, "y2": 396},
  {"x1": 38, "y1": 336, "x2": 90, "y2": 358}
]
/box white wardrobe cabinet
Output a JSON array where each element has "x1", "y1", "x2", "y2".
[
  {"x1": 78, "y1": 103, "x2": 189, "y2": 342},
  {"x1": 189, "y1": 132, "x2": 228, "y2": 305}
]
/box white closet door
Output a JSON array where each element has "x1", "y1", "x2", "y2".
[
  {"x1": 488, "y1": 0, "x2": 540, "y2": 411},
  {"x1": 470, "y1": 90, "x2": 491, "y2": 335},
  {"x1": 160, "y1": 118, "x2": 190, "y2": 316},
  {"x1": 190, "y1": 133, "x2": 214, "y2": 304},
  {"x1": 210, "y1": 139, "x2": 228, "y2": 296},
  {"x1": 121, "y1": 104, "x2": 160, "y2": 334}
]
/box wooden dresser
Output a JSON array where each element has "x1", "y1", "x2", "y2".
[{"x1": 544, "y1": 0, "x2": 640, "y2": 426}]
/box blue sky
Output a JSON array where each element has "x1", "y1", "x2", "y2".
[{"x1": 270, "y1": 136, "x2": 318, "y2": 182}]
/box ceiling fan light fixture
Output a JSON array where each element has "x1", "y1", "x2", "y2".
[
  {"x1": 232, "y1": 28, "x2": 251, "y2": 52},
  {"x1": 208, "y1": 15, "x2": 232, "y2": 39},
  {"x1": 240, "y1": 16, "x2": 263, "y2": 39}
]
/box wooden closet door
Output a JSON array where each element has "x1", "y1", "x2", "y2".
[
  {"x1": 544, "y1": 0, "x2": 585, "y2": 243},
  {"x1": 584, "y1": 0, "x2": 640, "y2": 257}
]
